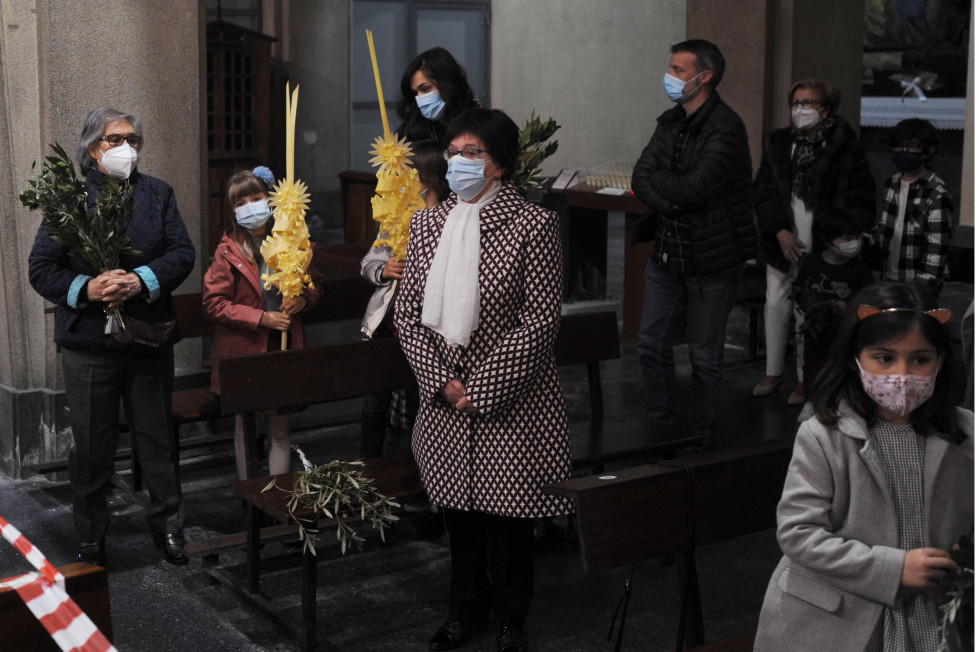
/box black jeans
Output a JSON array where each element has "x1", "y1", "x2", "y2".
[
  {"x1": 62, "y1": 347, "x2": 184, "y2": 542},
  {"x1": 442, "y1": 507, "x2": 535, "y2": 628}
]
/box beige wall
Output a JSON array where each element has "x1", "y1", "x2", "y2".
[{"x1": 490, "y1": 0, "x2": 686, "y2": 175}]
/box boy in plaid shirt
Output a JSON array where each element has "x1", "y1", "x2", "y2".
[{"x1": 874, "y1": 118, "x2": 953, "y2": 291}]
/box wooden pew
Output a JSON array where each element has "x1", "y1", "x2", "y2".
[
  {"x1": 30, "y1": 276, "x2": 376, "y2": 482},
  {"x1": 544, "y1": 438, "x2": 793, "y2": 651},
  {"x1": 213, "y1": 310, "x2": 699, "y2": 479},
  {"x1": 0, "y1": 562, "x2": 112, "y2": 652},
  {"x1": 216, "y1": 454, "x2": 424, "y2": 651},
  {"x1": 200, "y1": 310, "x2": 699, "y2": 649}
]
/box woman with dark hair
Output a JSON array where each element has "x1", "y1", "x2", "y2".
[
  {"x1": 395, "y1": 47, "x2": 478, "y2": 144},
  {"x1": 395, "y1": 108, "x2": 571, "y2": 652},
  {"x1": 755, "y1": 282, "x2": 972, "y2": 651},
  {"x1": 753, "y1": 78, "x2": 876, "y2": 405},
  {"x1": 359, "y1": 139, "x2": 447, "y2": 458},
  {"x1": 28, "y1": 107, "x2": 196, "y2": 566}
]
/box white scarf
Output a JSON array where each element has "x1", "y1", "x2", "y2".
[{"x1": 421, "y1": 181, "x2": 501, "y2": 347}]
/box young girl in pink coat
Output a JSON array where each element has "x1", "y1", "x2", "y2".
[{"x1": 203, "y1": 168, "x2": 322, "y2": 480}]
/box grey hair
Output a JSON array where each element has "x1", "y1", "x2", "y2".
[{"x1": 76, "y1": 107, "x2": 143, "y2": 174}]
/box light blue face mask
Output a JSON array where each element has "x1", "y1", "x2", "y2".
[
  {"x1": 234, "y1": 199, "x2": 272, "y2": 230},
  {"x1": 663, "y1": 70, "x2": 705, "y2": 104},
  {"x1": 446, "y1": 155, "x2": 489, "y2": 201},
  {"x1": 415, "y1": 89, "x2": 446, "y2": 120}
]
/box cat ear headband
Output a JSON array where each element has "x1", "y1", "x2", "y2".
[{"x1": 856, "y1": 305, "x2": 953, "y2": 324}]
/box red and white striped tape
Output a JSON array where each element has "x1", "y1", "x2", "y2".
[{"x1": 0, "y1": 515, "x2": 117, "y2": 652}]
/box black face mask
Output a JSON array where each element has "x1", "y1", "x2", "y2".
[{"x1": 892, "y1": 151, "x2": 924, "y2": 173}]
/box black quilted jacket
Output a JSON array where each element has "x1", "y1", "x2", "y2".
[
  {"x1": 28, "y1": 168, "x2": 196, "y2": 351},
  {"x1": 753, "y1": 117, "x2": 876, "y2": 272},
  {"x1": 631, "y1": 91, "x2": 756, "y2": 276}
]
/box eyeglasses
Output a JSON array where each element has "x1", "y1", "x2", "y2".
[
  {"x1": 99, "y1": 134, "x2": 143, "y2": 148},
  {"x1": 789, "y1": 99, "x2": 824, "y2": 109},
  {"x1": 892, "y1": 145, "x2": 924, "y2": 153},
  {"x1": 444, "y1": 146, "x2": 487, "y2": 161}
]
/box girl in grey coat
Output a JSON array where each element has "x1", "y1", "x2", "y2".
[{"x1": 755, "y1": 283, "x2": 972, "y2": 652}]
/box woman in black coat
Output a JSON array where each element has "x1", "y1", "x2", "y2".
[{"x1": 752, "y1": 79, "x2": 875, "y2": 404}]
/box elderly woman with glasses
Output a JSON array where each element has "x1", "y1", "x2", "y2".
[
  {"x1": 752, "y1": 78, "x2": 876, "y2": 405},
  {"x1": 395, "y1": 108, "x2": 571, "y2": 652},
  {"x1": 28, "y1": 107, "x2": 195, "y2": 567}
]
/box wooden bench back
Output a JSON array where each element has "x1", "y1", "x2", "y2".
[
  {"x1": 545, "y1": 438, "x2": 793, "y2": 573},
  {"x1": 215, "y1": 336, "x2": 415, "y2": 415},
  {"x1": 172, "y1": 276, "x2": 376, "y2": 340},
  {"x1": 215, "y1": 310, "x2": 622, "y2": 418}
]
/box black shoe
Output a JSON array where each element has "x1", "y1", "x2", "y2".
[
  {"x1": 497, "y1": 624, "x2": 527, "y2": 652},
  {"x1": 78, "y1": 540, "x2": 105, "y2": 566},
  {"x1": 428, "y1": 619, "x2": 482, "y2": 651},
  {"x1": 153, "y1": 532, "x2": 189, "y2": 566}
]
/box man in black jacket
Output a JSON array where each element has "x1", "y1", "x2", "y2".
[{"x1": 630, "y1": 39, "x2": 755, "y2": 444}]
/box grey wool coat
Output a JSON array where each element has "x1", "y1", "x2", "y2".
[
  {"x1": 754, "y1": 404, "x2": 974, "y2": 652},
  {"x1": 394, "y1": 181, "x2": 573, "y2": 518}
]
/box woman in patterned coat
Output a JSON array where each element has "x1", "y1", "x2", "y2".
[{"x1": 394, "y1": 108, "x2": 572, "y2": 652}]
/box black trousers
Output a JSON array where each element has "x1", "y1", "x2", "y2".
[
  {"x1": 442, "y1": 507, "x2": 535, "y2": 628},
  {"x1": 62, "y1": 347, "x2": 184, "y2": 542}
]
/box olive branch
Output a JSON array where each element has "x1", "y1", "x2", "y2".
[
  {"x1": 19, "y1": 142, "x2": 139, "y2": 273},
  {"x1": 511, "y1": 111, "x2": 560, "y2": 195},
  {"x1": 262, "y1": 447, "x2": 400, "y2": 555}
]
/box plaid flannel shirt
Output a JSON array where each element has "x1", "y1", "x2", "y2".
[{"x1": 875, "y1": 170, "x2": 953, "y2": 287}]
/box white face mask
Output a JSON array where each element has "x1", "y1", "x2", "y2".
[
  {"x1": 99, "y1": 143, "x2": 138, "y2": 180},
  {"x1": 835, "y1": 239, "x2": 862, "y2": 259},
  {"x1": 791, "y1": 107, "x2": 821, "y2": 131}
]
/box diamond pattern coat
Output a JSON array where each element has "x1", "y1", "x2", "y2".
[{"x1": 394, "y1": 182, "x2": 573, "y2": 518}]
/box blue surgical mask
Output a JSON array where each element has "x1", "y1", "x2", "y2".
[
  {"x1": 235, "y1": 200, "x2": 272, "y2": 230},
  {"x1": 663, "y1": 71, "x2": 704, "y2": 104},
  {"x1": 446, "y1": 155, "x2": 489, "y2": 201},
  {"x1": 415, "y1": 89, "x2": 446, "y2": 120}
]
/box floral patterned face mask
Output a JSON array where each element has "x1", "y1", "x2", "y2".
[{"x1": 854, "y1": 358, "x2": 937, "y2": 418}]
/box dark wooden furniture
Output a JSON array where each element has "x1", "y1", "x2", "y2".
[
  {"x1": 544, "y1": 438, "x2": 793, "y2": 651},
  {"x1": 199, "y1": 309, "x2": 702, "y2": 649},
  {"x1": 561, "y1": 183, "x2": 651, "y2": 341},
  {"x1": 217, "y1": 454, "x2": 424, "y2": 651},
  {"x1": 205, "y1": 20, "x2": 279, "y2": 254},
  {"x1": 30, "y1": 277, "x2": 376, "y2": 482},
  {"x1": 337, "y1": 170, "x2": 379, "y2": 246},
  {"x1": 214, "y1": 310, "x2": 700, "y2": 480},
  {"x1": 0, "y1": 562, "x2": 112, "y2": 652}
]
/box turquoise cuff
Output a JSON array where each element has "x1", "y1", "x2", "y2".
[
  {"x1": 68, "y1": 275, "x2": 92, "y2": 309},
  {"x1": 134, "y1": 266, "x2": 160, "y2": 302}
]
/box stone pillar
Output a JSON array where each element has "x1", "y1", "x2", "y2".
[
  {"x1": 288, "y1": 0, "x2": 350, "y2": 194},
  {"x1": 687, "y1": 0, "x2": 866, "y2": 167},
  {"x1": 0, "y1": 0, "x2": 205, "y2": 478}
]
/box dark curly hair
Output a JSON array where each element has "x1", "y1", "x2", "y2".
[{"x1": 395, "y1": 47, "x2": 477, "y2": 144}]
